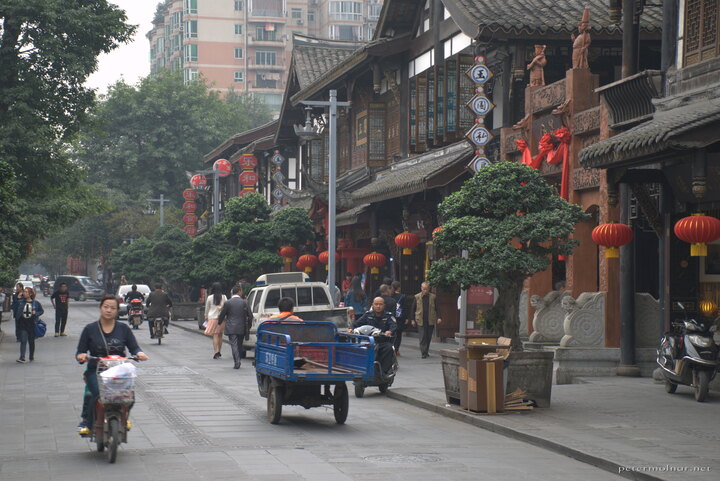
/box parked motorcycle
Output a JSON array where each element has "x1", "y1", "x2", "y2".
[
  {"x1": 656, "y1": 302, "x2": 720, "y2": 402},
  {"x1": 128, "y1": 299, "x2": 144, "y2": 329},
  {"x1": 351, "y1": 325, "x2": 398, "y2": 398},
  {"x1": 82, "y1": 355, "x2": 139, "y2": 463}
]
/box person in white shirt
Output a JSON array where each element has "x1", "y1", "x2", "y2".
[{"x1": 203, "y1": 283, "x2": 227, "y2": 359}]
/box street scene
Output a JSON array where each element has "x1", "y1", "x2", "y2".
[{"x1": 2, "y1": 1, "x2": 720, "y2": 481}]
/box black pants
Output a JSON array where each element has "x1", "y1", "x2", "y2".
[
  {"x1": 55, "y1": 309, "x2": 68, "y2": 334},
  {"x1": 376, "y1": 342, "x2": 395, "y2": 374},
  {"x1": 19, "y1": 329, "x2": 35, "y2": 360},
  {"x1": 228, "y1": 334, "x2": 244, "y2": 366},
  {"x1": 149, "y1": 317, "x2": 169, "y2": 336},
  {"x1": 420, "y1": 323, "x2": 435, "y2": 356},
  {"x1": 393, "y1": 320, "x2": 406, "y2": 351}
]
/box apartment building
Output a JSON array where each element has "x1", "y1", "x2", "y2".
[{"x1": 147, "y1": 0, "x2": 383, "y2": 114}]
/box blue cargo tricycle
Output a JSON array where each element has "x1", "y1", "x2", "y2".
[{"x1": 255, "y1": 320, "x2": 375, "y2": 424}]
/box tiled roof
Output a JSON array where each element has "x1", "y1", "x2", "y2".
[
  {"x1": 292, "y1": 36, "x2": 364, "y2": 91},
  {"x1": 351, "y1": 142, "x2": 473, "y2": 204},
  {"x1": 579, "y1": 89, "x2": 720, "y2": 168},
  {"x1": 442, "y1": 0, "x2": 662, "y2": 37}
]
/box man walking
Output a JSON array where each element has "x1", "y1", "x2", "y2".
[
  {"x1": 217, "y1": 285, "x2": 253, "y2": 369},
  {"x1": 146, "y1": 283, "x2": 173, "y2": 338},
  {"x1": 51, "y1": 282, "x2": 70, "y2": 336},
  {"x1": 410, "y1": 282, "x2": 442, "y2": 358}
]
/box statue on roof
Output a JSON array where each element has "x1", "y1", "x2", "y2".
[
  {"x1": 527, "y1": 45, "x2": 547, "y2": 86},
  {"x1": 571, "y1": 7, "x2": 591, "y2": 69}
]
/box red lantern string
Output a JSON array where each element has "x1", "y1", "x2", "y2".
[
  {"x1": 548, "y1": 127, "x2": 572, "y2": 200},
  {"x1": 516, "y1": 139, "x2": 537, "y2": 169},
  {"x1": 532, "y1": 133, "x2": 555, "y2": 167}
]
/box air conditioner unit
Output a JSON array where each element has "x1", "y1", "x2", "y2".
[{"x1": 296, "y1": 19, "x2": 304, "y2": 25}]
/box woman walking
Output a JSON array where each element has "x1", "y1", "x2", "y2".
[
  {"x1": 12, "y1": 282, "x2": 24, "y2": 342},
  {"x1": 204, "y1": 283, "x2": 227, "y2": 359},
  {"x1": 16, "y1": 286, "x2": 44, "y2": 363},
  {"x1": 343, "y1": 276, "x2": 368, "y2": 317}
]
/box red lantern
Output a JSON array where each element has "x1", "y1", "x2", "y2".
[
  {"x1": 239, "y1": 154, "x2": 258, "y2": 169},
  {"x1": 674, "y1": 214, "x2": 720, "y2": 256},
  {"x1": 190, "y1": 174, "x2": 207, "y2": 189},
  {"x1": 279, "y1": 246, "x2": 298, "y2": 263},
  {"x1": 183, "y1": 188, "x2": 198, "y2": 200},
  {"x1": 592, "y1": 222, "x2": 633, "y2": 258},
  {"x1": 239, "y1": 188, "x2": 256, "y2": 197},
  {"x1": 297, "y1": 254, "x2": 319, "y2": 273},
  {"x1": 432, "y1": 226, "x2": 443, "y2": 238},
  {"x1": 318, "y1": 250, "x2": 340, "y2": 270},
  {"x1": 184, "y1": 225, "x2": 198, "y2": 236},
  {"x1": 213, "y1": 158, "x2": 232, "y2": 177},
  {"x1": 239, "y1": 171, "x2": 258, "y2": 186},
  {"x1": 363, "y1": 252, "x2": 387, "y2": 274},
  {"x1": 183, "y1": 213, "x2": 198, "y2": 225},
  {"x1": 395, "y1": 232, "x2": 421, "y2": 255},
  {"x1": 182, "y1": 201, "x2": 197, "y2": 212}
]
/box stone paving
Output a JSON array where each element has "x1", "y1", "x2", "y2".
[{"x1": 0, "y1": 303, "x2": 621, "y2": 481}]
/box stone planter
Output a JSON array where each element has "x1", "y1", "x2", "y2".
[
  {"x1": 506, "y1": 350, "x2": 554, "y2": 407},
  {"x1": 440, "y1": 349, "x2": 461, "y2": 404},
  {"x1": 171, "y1": 302, "x2": 202, "y2": 321}
]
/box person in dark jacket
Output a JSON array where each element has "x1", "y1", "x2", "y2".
[
  {"x1": 352, "y1": 297, "x2": 397, "y2": 374},
  {"x1": 16, "y1": 287, "x2": 44, "y2": 363},
  {"x1": 217, "y1": 285, "x2": 253, "y2": 369},
  {"x1": 379, "y1": 284, "x2": 397, "y2": 316},
  {"x1": 12, "y1": 282, "x2": 24, "y2": 342},
  {"x1": 145, "y1": 283, "x2": 173, "y2": 337},
  {"x1": 51, "y1": 282, "x2": 71, "y2": 337},
  {"x1": 410, "y1": 282, "x2": 443, "y2": 358},
  {"x1": 391, "y1": 281, "x2": 407, "y2": 355}
]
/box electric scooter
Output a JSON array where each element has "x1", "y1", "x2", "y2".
[{"x1": 351, "y1": 326, "x2": 398, "y2": 398}]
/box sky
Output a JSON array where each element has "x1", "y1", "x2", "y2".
[{"x1": 84, "y1": 1, "x2": 157, "y2": 93}]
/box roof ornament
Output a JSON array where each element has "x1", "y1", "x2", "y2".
[
  {"x1": 571, "y1": 7, "x2": 591, "y2": 69},
  {"x1": 527, "y1": 44, "x2": 547, "y2": 87}
]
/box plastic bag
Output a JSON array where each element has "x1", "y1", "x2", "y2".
[{"x1": 100, "y1": 361, "x2": 137, "y2": 379}]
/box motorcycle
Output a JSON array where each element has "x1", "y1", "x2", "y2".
[
  {"x1": 656, "y1": 302, "x2": 720, "y2": 402},
  {"x1": 149, "y1": 315, "x2": 168, "y2": 345},
  {"x1": 351, "y1": 325, "x2": 398, "y2": 398},
  {"x1": 128, "y1": 299, "x2": 144, "y2": 329},
  {"x1": 81, "y1": 355, "x2": 139, "y2": 463}
]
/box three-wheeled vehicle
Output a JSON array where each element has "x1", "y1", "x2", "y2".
[{"x1": 255, "y1": 320, "x2": 375, "y2": 424}]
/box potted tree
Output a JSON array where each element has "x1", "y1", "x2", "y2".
[{"x1": 429, "y1": 161, "x2": 587, "y2": 406}]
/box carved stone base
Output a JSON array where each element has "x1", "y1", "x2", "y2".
[
  {"x1": 554, "y1": 347, "x2": 620, "y2": 384},
  {"x1": 519, "y1": 289, "x2": 529, "y2": 340},
  {"x1": 560, "y1": 292, "x2": 605, "y2": 347},
  {"x1": 529, "y1": 291, "x2": 571, "y2": 343}
]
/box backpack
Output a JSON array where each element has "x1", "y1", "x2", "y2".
[{"x1": 34, "y1": 318, "x2": 47, "y2": 338}]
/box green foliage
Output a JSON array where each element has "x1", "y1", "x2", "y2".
[
  {"x1": 269, "y1": 207, "x2": 315, "y2": 246},
  {"x1": 112, "y1": 238, "x2": 154, "y2": 284},
  {"x1": 0, "y1": 161, "x2": 20, "y2": 285},
  {"x1": 428, "y1": 161, "x2": 589, "y2": 346}
]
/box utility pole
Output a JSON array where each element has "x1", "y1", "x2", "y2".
[
  {"x1": 300, "y1": 90, "x2": 350, "y2": 294},
  {"x1": 147, "y1": 194, "x2": 171, "y2": 226}
]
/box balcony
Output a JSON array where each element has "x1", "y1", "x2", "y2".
[
  {"x1": 248, "y1": 36, "x2": 286, "y2": 47},
  {"x1": 249, "y1": 9, "x2": 286, "y2": 20},
  {"x1": 247, "y1": 62, "x2": 285, "y2": 71},
  {"x1": 596, "y1": 70, "x2": 663, "y2": 130}
]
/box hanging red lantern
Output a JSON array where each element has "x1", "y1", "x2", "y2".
[
  {"x1": 184, "y1": 225, "x2": 198, "y2": 236},
  {"x1": 190, "y1": 174, "x2": 207, "y2": 189},
  {"x1": 239, "y1": 171, "x2": 258, "y2": 186},
  {"x1": 183, "y1": 213, "x2": 198, "y2": 225},
  {"x1": 279, "y1": 246, "x2": 298, "y2": 263},
  {"x1": 432, "y1": 226, "x2": 443, "y2": 238},
  {"x1": 674, "y1": 214, "x2": 720, "y2": 257},
  {"x1": 183, "y1": 188, "x2": 198, "y2": 200},
  {"x1": 239, "y1": 153, "x2": 258, "y2": 169},
  {"x1": 182, "y1": 200, "x2": 197, "y2": 212},
  {"x1": 213, "y1": 158, "x2": 232, "y2": 177},
  {"x1": 395, "y1": 232, "x2": 420, "y2": 255},
  {"x1": 297, "y1": 254, "x2": 319, "y2": 273},
  {"x1": 592, "y1": 222, "x2": 633, "y2": 258},
  {"x1": 318, "y1": 250, "x2": 340, "y2": 270},
  {"x1": 363, "y1": 252, "x2": 387, "y2": 274}
]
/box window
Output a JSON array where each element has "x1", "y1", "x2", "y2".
[
  {"x1": 255, "y1": 73, "x2": 277, "y2": 89},
  {"x1": 312, "y1": 287, "x2": 329, "y2": 305},
  {"x1": 291, "y1": 8, "x2": 302, "y2": 19},
  {"x1": 171, "y1": 11, "x2": 181, "y2": 31},
  {"x1": 234, "y1": 0, "x2": 243, "y2": 11},
  {"x1": 184, "y1": 20, "x2": 197, "y2": 38},
  {"x1": 329, "y1": 1, "x2": 362, "y2": 21},
  {"x1": 297, "y1": 287, "x2": 312, "y2": 306},
  {"x1": 234, "y1": 47, "x2": 243, "y2": 59},
  {"x1": 252, "y1": 291, "x2": 261, "y2": 312},
  {"x1": 329, "y1": 24, "x2": 361, "y2": 41},
  {"x1": 184, "y1": 44, "x2": 197, "y2": 62},
  {"x1": 255, "y1": 26, "x2": 277, "y2": 41},
  {"x1": 308, "y1": 11, "x2": 315, "y2": 22},
  {"x1": 184, "y1": 0, "x2": 197, "y2": 14},
  {"x1": 368, "y1": 3, "x2": 381, "y2": 19},
  {"x1": 234, "y1": 71, "x2": 244, "y2": 82},
  {"x1": 247, "y1": 291, "x2": 257, "y2": 312},
  {"x1": 281, "y1": 287, "x2": 297, "y2": 305},
  {"x1": 255, "y1": 50, "x2": 276, "y2": 65},
  {"x1": 683, "y1": 0, "x2": 720, "y2": 66},
  {"x1": 264, "y1": 288, "x2": 280, "y2": 309},
  {"x1": 183, "y1": 68, "x2": 199, "y2": 84},
  {"x1": 234, "y1": 23, "x2": 242, "y2": 35}
]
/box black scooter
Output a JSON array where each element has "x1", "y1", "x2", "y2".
[
  {"x1": 656, "y1": 302, "x2": 720, "y2": 402},
  {"x1": 352, "y1": 326, "x2": 398, "y2": 398}
]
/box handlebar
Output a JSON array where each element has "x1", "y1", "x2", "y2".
[{"x1": 78, "y1": 355, "x2": 140, "y2": 364}]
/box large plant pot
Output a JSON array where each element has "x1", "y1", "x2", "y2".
[
  {"x1": 171, "y1": 302, "x2": 202, "y2": 321},
  {"x1": 506, "y1": 350, "x2": 554, "y2": 407},
  {"x1": 440, "y1": 349, "x2": 461, "y2": 404}
]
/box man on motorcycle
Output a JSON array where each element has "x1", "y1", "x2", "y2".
[
  {"x1": 124, "y1": 285, "x2": 145, "y2": 304},
  {"x1": 145, "y1": 283, "x2": 172, "y2": 337},
  {"x1": 352, "y1": 297, "x2": 397, "y2": 375}
]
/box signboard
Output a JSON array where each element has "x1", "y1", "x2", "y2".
[
  {"x1": 183, "y1": 213, "x2": 198, "y2": 225},
  {"x1": 466, "y1": 125, "x2": 492, "y2": 146},
  {"x1": 468, "y1": 156, "x2": 491, "y2": 173},
  {"x1": 468, "y1": 94, "x2": 494, "y2": 116},
  {"x1": 464, "y1": 56, "x2": 494, "y2": 171},
  {"x1": 183, "y1": 225, "x2": 198, "y2": 236},
  {"x1": 182, "y1": 188, "x2": 198, "y2": 200},
  {"x1": 467, "y1": 285, "x2": 494, "y2": 305},
  {"x1": 239, "y1": 171, "x2": 258, "y2": 186},
  {"x1": 239, "y1": 154, "x2": 257, "y2": 169},
  {"x1": 466, "y1": 63, "x2": 493, "y2": 84}
]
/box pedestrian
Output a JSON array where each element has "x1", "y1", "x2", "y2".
[
  {"x1": 119, "y1": 275, "x2": 128, "y2": 286},
  {"x1": 410, "y1": 281, "x2": 442, "y2": 358},
  {"x1": 12, "y1": 282, "x2": 24, "y2": 342},
  {"x1": 391, "y1": 280, "x2": 407, "y2": 355},
  {"x1": 379, "y1": 284, "x2": 397, "y2": 316},
  {"x1": 16, "y1": 287, "x2": 44, "y2": 363},
  {"x1": 51, "y1": 282, "x2": 70, "y2": 337},
  {"x1": 204, "y1": 282, "x2": 227, "y2": 359},
  {"x1": 146, "y1": 283, "x2": 172, "y2": 338},
  {"x1": 341, "y1": 272, "x2": 353, "y2": 296},
  {"x1": 217, "y1": 285, "x2": 252, "y2": 369},
  {"x1": 343, "y1": 276, "x2": 367, "y2": 317},
  {"x1": 374, "y1": 277, "x2": 393, "y2": 298}
]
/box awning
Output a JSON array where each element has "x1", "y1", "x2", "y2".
[
  {"x1": 336, "y1": 204, "x2": 370, "y2": 227},
  {"x1": 579, "y1": 92, "x2": 720, "y2": 169}
]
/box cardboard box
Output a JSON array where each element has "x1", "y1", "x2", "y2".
[{"x1": 467, "y1": 358, "x2": 504, "y2": 413}]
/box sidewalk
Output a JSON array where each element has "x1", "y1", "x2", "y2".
[{"x1": 171, "y1": 321, "x2": 719, "y2": 481}]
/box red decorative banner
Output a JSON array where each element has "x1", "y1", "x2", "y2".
[
  {"x1": 516, "y1": 139, "x2": 538, "y2": 169},
  {"x1": 548, "y1": 126, "x2": 572, "y2": 201},
  {"x1": 533, "y1": 133, "x2": 555, "y2": 166}
]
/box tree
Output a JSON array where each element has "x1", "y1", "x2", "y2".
[
  {"x1": 112, "y1": 238, "x2": 155, "y2": 285},
  {"x1": 149, "y1": 225, "x2": 192, "y2": 299},
  {"x1": 0, "y1": 161, "x2": 20, "y2": 285},
  {"x1": 0, "y1": 1, "x2": 134, "y2": 279},
  {"x1": 427, "y1": 162, "x2": 589, "y2": 349}
]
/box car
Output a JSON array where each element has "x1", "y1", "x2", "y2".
[
  {"x1": 54, "y1": 275, "x2": 105, "y2": 301},
  {"x1": 116, "y1": 284, "x2": 151, "y2": 318}
]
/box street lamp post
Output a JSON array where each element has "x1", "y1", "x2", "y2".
[
  {"x1": 299, "y1": 90, "x2": 350, "y2": 295},
  {"x1": 147, "y1": 194, "x2": 171, "y2": 226}
]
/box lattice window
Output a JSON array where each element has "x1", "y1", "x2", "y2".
[
  {"x1": 368, "y1": 103, "x2": 386, "y2": 162},
  {"x1": 436, "y1": 66, "x2": 444, "y2": 138},
  {"x1": 427, "y1": 70, "x2": 435, "y2": 142},
  {"x1": 446, "y1": 59, "x2": 457, "y2": 134},
  {"x1": 458, "y1": 55, "x2": 475, "y2": 132},
  {"x1": 702, "y1": 0, "x2": 718, "y2": 47},
  {"x1": 309, "y1": 139, "x2": 323, "y2": 182},
  {"x1": 684, "y1": 0, "x2": 720, "y2": 66},
  {"x1": 409, "y1": 78, "x2": 417, "y2": 147},
  {"x1": 686, "y1": 0, "x2": 701, "y2": 52},
  {"x1": 416, "y1": 74, "x2": 427, "y2": 151}
]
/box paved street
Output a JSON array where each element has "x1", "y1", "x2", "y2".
[{"x1": 0, "y1": 302, "x2": 625, "y2": 481}]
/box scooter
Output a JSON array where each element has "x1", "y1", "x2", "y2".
[
  {"x1": 351, "y1": 325, "x2": 398, "y2": 398},
  {"x1": 81, "y1": 355, "x2": 139, "y2": 463},
  {"x1": 656, "y1": 302, "x2": 720, "y2": 402},
  {"x1": 128, "y1": 299, "x2": 144, "y2": 329},
  {"x1": 149, "y1": 315, "x2": 167, "y2": 345}
]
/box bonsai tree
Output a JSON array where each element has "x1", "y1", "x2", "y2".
[{"x1": 428, "y1": 161, "x2": 588, "y2": 349}]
